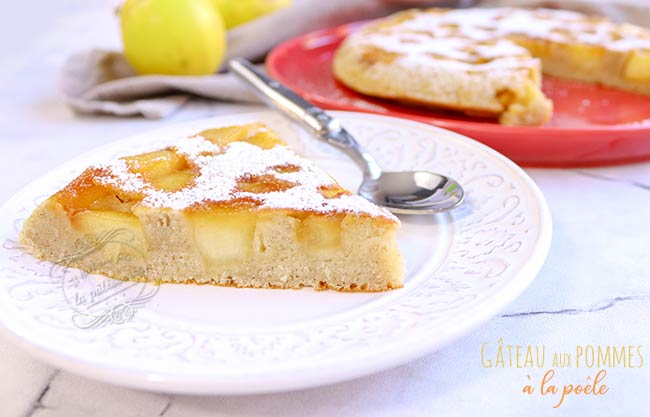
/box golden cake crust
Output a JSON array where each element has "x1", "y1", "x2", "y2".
[{"x1": 54, "y1": 123, "x2": 395, "y2": 220}]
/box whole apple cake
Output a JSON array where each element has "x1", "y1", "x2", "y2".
[{"x1": 333, "y1": 8, "x2": 650, "y2": 126}]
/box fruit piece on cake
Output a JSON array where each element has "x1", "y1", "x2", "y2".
[
  {"x1": 20, "y1": 123, "x2": 404, "y2": 292},
  {"x1": 333, "y1": 7, "x2": 650, "y2": 126}
]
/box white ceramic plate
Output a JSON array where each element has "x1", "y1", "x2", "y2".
[{"x1": 0, "y1": 111, "x2": 551, "y2": 395}]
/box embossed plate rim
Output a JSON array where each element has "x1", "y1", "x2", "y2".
[{"x1": 0, "y1": 111, "x2": 552, "y2": 394}]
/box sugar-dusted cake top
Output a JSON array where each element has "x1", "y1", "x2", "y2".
[
  {"x1": 56, "y1": 123, "x2": 397, "y2": 221},
  {"x1": 346, "y1": 7, "x2": 650, "y2": 71}
]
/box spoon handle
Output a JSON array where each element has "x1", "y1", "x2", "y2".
[{"x1": 228, "y1": 58, "x2": 382, "y2": 179}]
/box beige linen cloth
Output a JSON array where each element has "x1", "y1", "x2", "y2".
[{"x1": 61, "y1": 0, "x2": 649, "y2": 119}]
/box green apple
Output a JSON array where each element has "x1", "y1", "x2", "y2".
[{"x1": 120, "y1": 0, "x2": 226, "y2": 75}]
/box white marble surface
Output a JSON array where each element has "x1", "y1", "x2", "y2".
[{"x1": 1, "y1": 1, "x2": 649, "y2": 416}]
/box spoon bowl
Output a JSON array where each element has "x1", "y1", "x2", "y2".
[{"x1": 359, "y1": 171, "x2": 464, "y2": 214}]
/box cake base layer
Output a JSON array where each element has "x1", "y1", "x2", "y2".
[{"x1": 21, "y1": 199, "x2": 404, "y2": 292}]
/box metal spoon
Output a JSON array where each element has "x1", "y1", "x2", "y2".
[{"x1": 228, "y1": 58, "x2": 464, "y2": 214}]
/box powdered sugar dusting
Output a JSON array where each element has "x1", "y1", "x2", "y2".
[
  {"x1": 94, "y1": 134, "x2": 397, "y2": 221},
  {"x1": 174, "y1": 135, "x2": 221, "y2": 158},
  {"x1": 95, "y1": 159, "x2": 148, "y2": 194},
  {"x1": 351, "y1": 7, "x2": 650, "y2": 71}
]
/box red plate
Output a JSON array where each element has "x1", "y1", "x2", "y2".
[{"x1": 267, "y1": 22, "x2": 650, "y2": 167}]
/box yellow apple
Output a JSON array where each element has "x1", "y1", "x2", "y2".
[
  {"x1": 211, "y1": 0, "x2": 292, "y2": 29},
  {"x1": 119, "y1": 0, "x2": 226, "y2": 75}
]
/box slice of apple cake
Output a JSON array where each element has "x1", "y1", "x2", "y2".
[{"x1": 20, "y1": 123, "x2": 404, "y2": 291}]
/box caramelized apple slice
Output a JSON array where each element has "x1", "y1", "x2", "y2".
[
  {"x1": 124, "y1": 150, "x2": 188, "y2": 181},
  {"x1": 151, "y1": 170, "x2": 194, "y2": 192},
  {"x1": 235, "y1": 174, "x2": 296, "y2": 194},
  {"x1": 198, "y1": 123, "x2": 286, "y2": 150},
  {"x1": 55, "y1": 169, "x2": 141, "y2": 214}
]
